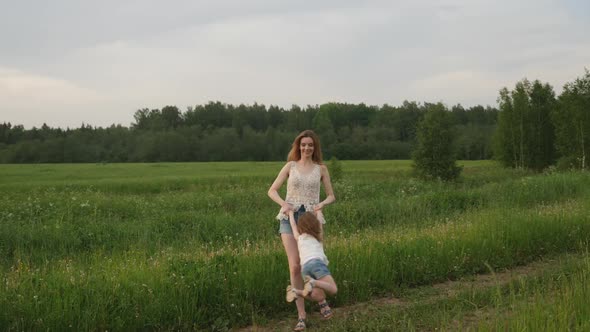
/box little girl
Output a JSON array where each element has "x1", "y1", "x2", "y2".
[{"x1": 286, "y1": 210, "x2": 337, "y2": 321}]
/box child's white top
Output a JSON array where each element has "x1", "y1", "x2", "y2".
[{"x1": 298, "y1": 233, "x2": 329, "y2": 266}]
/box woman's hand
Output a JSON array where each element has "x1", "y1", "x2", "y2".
[
  {"x1": 314, "y1": 202, "x2": 325, "y2": 212},
  {"x1": 280, "y1": 202, "x2": 293, "y2": 214}
]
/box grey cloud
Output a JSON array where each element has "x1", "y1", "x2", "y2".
[{"x1": 0, "y1": 0, "x2": 589, "y2": 128}]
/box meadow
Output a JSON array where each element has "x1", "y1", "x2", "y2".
[{"x1": 1, "y1": 160, "x2": 589, "y2": 331}]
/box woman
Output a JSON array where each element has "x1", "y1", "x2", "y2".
[{"x1": 268, "y1": 130, "x2": 336, "y2": 331}]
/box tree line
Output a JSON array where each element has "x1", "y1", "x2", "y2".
[
  {"x1": 0, "y1": 102, "x2": 497, "y2": 163},
  {"x1": 1, "y1": 68, "x2": 587, "y2": 168}
]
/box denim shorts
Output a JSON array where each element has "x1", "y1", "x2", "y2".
[
  {"x1": 278, "y1": 205, "x2": 307, "y2": 235},
  {"x1": 302, "y1": 258, "x2": 331, "y2": 280}
]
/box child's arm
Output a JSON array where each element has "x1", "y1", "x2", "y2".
[{"x1": 288, "y1": 210, "x2": 300, "y2": 239}]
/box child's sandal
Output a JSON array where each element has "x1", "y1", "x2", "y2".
[
  {"x1": 319, "y1": 301, "x2": 333, "y2": 319},
  {"x1": 302, "y1": 276, "x2": 315, "y2": 297},
  {"x1": 294, "y1": 318, "x2": 306, "y2": 331},
  {"x1": 286, "y1": 285, "x2": 298, "y2": 302}
]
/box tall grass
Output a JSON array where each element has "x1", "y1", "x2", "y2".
[
  {"x1": 0, "y1": 161, "x2": 589, "y2": 330},
  {"x1": 314, "y1": 252, "x2": 590, "y2": 331},
  {"x1": 478, "y1": 252, "x2": 590, "y2": 331}
]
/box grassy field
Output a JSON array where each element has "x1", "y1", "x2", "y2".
[{"x1": 0, "y1": 160, "x2": 589, "y2": 331}]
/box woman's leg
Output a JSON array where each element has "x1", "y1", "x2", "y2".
[{"x1": 281, "y1": 233, "x2": 306, "y2": 319}]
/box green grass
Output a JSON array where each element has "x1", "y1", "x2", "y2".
[
  {"x1": 0, "y1": 160, "x2": 589, "y2": 330},
  {"x1": 306, "y1": 252, "x2": 590, "y2": 331}
]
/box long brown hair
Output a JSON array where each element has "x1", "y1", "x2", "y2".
[
  {"x1": 297, "y1": 212, "x2": 323, "y2": 242},
  {"x1": 287, "y1": 130, "x2": 323, "y2": 164}
]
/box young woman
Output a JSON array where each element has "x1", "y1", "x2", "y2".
[{"x1": 267, "y1": 130, "x2": 336, "y2": 331}]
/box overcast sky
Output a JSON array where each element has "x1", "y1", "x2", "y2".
[{"x1": 1, "y1": 0, "x2": 589, "y2": 128}]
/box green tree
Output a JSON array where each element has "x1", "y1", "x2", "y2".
[
  {"x1": 553, "y1": 69, "x2": 590, "y2": 169},
  {"x1": 493, "y1": 79, "x2": 556, "y2": 170},
  {"x1": 412, "y1": 105, "x2": 462, "y2": 181},
  {"x1": 39, "y1": 138, "x2": 65, "y2": 163},
  {"x1": 494, "y1": 87, "x2": 518, "y2": 167},
  {"x1": 455, "y1": 123, "x2": 495, "y2": 160},
  {"x1": 132, "y1": 108, "x2": 167, "y2": 130},
  {"x1": 267, "y1": 105, "x2": 284, "y2": 129},
  {"x1": 161, "y1": 105, "x2": 182, "y2": 129},
  {"x1": 529, "y1": 80, "x2": 556, "y2": 169},
  {"x1": 312, "y1": 107, "x2": 337, "y2": 154}
]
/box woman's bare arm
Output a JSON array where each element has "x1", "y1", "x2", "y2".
[
  {"x1": 314, "y1": 164, "x2": 336, "y2": 212},
  {"x1": 268, "y1": 162, "x2": 293, "y2": 213}
]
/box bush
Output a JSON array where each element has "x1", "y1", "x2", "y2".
[{"x1": 329, "y1": 156, "x2": 343, "y2": 182}]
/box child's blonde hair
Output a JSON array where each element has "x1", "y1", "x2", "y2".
[{"x1": 297, "y1": 212, "x2": 323, "y2": 242}]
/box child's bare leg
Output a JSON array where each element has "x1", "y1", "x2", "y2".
[
  {"x1": 307, "y1": 277, "x2": 336, "y2": 320},
  {"x1": 311, "y1": 275, "x2": 337, "y2": 295},
  {"x1": 307, "y1": 288, "x2": 326, "y2": 302}
]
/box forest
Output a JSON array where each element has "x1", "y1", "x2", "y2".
[{"x1": 0, "y1": 101, "x2": 496, "y2": 163}]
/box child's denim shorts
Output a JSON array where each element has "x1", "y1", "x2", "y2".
[
  {"x1": 302, "y1": 258, "x2": 331, "y2": 280},
  {"x1": 278, "y1": 205, "x2": 306, "y2": 235}
]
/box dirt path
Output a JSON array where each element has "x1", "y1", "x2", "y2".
[{"x1": 237, "y1": 257, "x2": 569, "y2": 331}]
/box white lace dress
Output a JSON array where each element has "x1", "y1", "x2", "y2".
[{"x1": 276, "y1": 161, "x2": 326, "y2": 224}]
